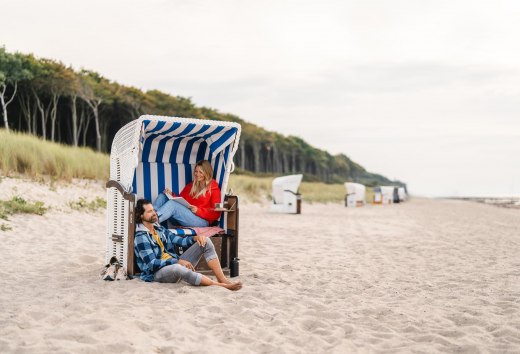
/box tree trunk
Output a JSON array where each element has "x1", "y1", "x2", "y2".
[
  {"x1": 84, "y1": 98, "x2": 102, "y2": 151},
  {"x1": 19, "y1": 92, "x2": 35, "y2": 134},
  {"x1": 80, "y1": 108, "x2": 92, "y2": 147},
  {"x1": 33, "y1": 89, "x2": 50, "y2": 140},
  {"x1": 252, "y1": 142, "x2": 261, "y2": 173},
  {"x1": 49, "y1": 93, "x2": 60, "y2": 142},
  {"x1": 70, "y1": 95, "x2": 79, "y2": 146},
  {"x1": 0, "y1": 81, "x2": 18, "y2": 132},
  {"x1": 282, "y1": 152, "x2": 289, "y2": 174}
]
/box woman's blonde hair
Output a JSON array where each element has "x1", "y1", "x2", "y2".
[{"x1": 189, "y1": 160, "x2": 213, "y2": 198}]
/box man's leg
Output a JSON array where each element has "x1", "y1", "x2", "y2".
[
  {"x1": 154, "y1": 264, "x2": 202, "y2": 285},
  {"x1": 155, "y1": 264, "x2": 241, "y2": 290},
  {"x1": 180, "y1": 239, "x2": 230, "y2": 284}
]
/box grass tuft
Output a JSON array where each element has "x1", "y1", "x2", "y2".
[
  {"x1": 0, "y1": 196, "x2": 47, "y2": 220},
  {"x1": 69, "y1": 197, "x2": 107, "y2": 212}
]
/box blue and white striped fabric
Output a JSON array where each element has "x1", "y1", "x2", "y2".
[
  {"x1": 131, "y1": 117, "x2": 239, "y2": 228},
  {"x1": 168, "y1": 228, "x2": 196, "y2": 236}
]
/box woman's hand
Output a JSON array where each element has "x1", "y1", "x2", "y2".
[
  {"x1": 188, "y1": 205, "x2": 198, "y2": 214},
  {"x1": 194, "y1": 235, "x2": 207, "y2": 247},
  {"x1": 164, "y1": 188, "x2": 174, "y2": 197}
]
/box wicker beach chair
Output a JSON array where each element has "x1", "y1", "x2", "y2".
[
  {"x1": 373, "y1": 186, "x2": 383, "y2": 204},
  {"x1": 270, "y1": 174, "x2": 303, "y2": 214},
  {"x1": 380, "y1": 186, "x2": 395, "y2": 204},
  {"x1": 398, "y1": 187, "x2": 407, "y2": 202},
  {"x1": 344, "y1": 182, "x2": 366, "y2": 207},
  {"x1": 105, "y1": 115, "x2": 242, "y2": 277}
]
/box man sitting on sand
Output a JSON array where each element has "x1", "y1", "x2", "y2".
[{"x1": 134, "y1": 199, "x2": 242, "y2": 291}]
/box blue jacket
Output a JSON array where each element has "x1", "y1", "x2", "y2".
[{"x1": 134, "y1": 223, "x2": 195, "y2": 282}]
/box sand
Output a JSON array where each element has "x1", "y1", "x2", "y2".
[{"x1": 0, "y1": 177, "x2": 519, "y2": 353}]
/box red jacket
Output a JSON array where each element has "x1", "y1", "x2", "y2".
[{"x1": 180, "y1": 179, "x2": 222, "y2": 224}]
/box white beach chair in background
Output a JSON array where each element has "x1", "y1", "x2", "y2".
[
  {"x1": 270, "y1": 174, "x2": 303, "y2": 214},
  {"x1": 398, "y1": 187, "x2": 407, "y2": 202},
  {"x1": 105, "y1": 115, "x2": 242, "y2": 276},
  {"x1": 344, "y1": 182, "x2": 366, "y2": 207},
  {"x1": 373, "y1": 186, "x2": 383, "y2": 204},
  {"x1": 380, "y1": 186, "x2": 395, "y2": 204}
]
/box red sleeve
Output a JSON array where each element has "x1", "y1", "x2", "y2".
[
  {"x1": 194, "y1": 180, "x2": 222, "y2": 223},
  {"x1": 179, "y1": 183, "x2": 192, "y2": 200}
]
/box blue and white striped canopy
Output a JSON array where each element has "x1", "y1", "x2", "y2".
[{"x1": 130, "y1": 117, "x2": 240, "y2": 205}]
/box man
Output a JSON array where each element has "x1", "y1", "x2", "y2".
[{"x1": 134, "y1": 198, "x2": 242, "y2": 291}]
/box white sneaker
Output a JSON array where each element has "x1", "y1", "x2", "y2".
[{"x1": 115, "y1": 266, "x2": 128, "y2": 281}]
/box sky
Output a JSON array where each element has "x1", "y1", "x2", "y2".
[{"x1": 1, "y1": 0, "x2": 519, "y2": 197}]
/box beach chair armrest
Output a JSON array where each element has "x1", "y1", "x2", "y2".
[
  {"x1": 283, "y1": 189, "x2": 301, "y2": 196},
  {"x1": 106, "y1": 180, "x2": 135, "y2": 201}
]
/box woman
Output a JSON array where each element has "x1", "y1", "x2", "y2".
[{"x1": 153, "y1": 160, "x2": 222, "y2": 227}]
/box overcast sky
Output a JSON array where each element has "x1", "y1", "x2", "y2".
[{"x1": 2, "y1": 0, "x2": 519, "y2": 197}]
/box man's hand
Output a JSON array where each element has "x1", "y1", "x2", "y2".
[
  {"x1": 177, "y1": 259, "x2": 194, "y2": 271},
  {"x1": 193, "y1": 235, "x2": 207, "y2": 247}
]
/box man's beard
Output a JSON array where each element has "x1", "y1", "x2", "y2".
[{"x1": 144, "y1": 215, "x2": 157, "y2": 223}]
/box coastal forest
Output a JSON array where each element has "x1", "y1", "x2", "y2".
[{"x1": 0, "y1": 47, "x2": 404, "y2": 187}]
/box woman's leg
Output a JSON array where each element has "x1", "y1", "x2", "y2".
[
  {"x1": 154, "y1": 200, "x2": 209, "y2": 227},
  {"x1": 153, "y1": 193, "x2": 169, "y2": 211}
]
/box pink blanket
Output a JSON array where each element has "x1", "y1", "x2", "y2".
[{"x1": 191, "y1": 226, "x2": 225, "y2": 238}]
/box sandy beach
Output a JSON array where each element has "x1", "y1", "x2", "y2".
[{"x1": 0, "y1": 177, "x2": 519, "y2": 353}]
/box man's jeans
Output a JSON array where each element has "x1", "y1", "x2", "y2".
[
  {"x1": 154, "y1": 238, "x2": 218, "y2": 285},
  {"x1": 153, "y1": 193, "x2": 209, "y2": 227}
]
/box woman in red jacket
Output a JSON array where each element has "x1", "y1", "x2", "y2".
[{"x1": 153, "y1": 160, "x2": 222, "y2": 227}]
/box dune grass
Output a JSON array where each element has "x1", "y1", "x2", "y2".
[
  {"x1": 0, "y1": 130, "x2": 109, "y2": 181},
  {"x1": 0, "y1": 130, "x2": 373, "y2": 204}
]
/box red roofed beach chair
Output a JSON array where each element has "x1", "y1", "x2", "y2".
[{"x1": 105, "y1": 115, "x2": 242, "y2": 277}]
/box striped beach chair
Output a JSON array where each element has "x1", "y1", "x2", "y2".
[{"x1": 105, "y1": 115, "x2": 242, "y2": 276}]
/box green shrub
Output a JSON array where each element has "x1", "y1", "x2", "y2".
[
  {"x1": 0, "y1": 196, "x2": 47, "y2": 220},
  {"x1": 69, "y1": 196, "x2": 107, "y2": 212}
]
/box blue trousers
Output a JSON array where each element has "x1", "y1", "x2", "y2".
[{"x1": 153, "y1": 193, "x2": 209, "y2": 227}]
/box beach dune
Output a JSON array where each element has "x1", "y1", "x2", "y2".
[{"x1": 0, "y1": 178, "x2": 519, "y2": 353}]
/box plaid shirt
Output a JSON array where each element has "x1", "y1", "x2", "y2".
[{"x1": 134, "y1": 223, "x2": 195, "y2": 282}]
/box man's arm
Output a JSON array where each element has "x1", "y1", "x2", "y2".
[
  {"x1": 164, "y1": 228, "x2": 195, "y2": 250},
  {"x1": 135, "y1": 233, "x2": 177, "y2": 272}
]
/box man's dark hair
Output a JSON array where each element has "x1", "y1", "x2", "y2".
[{"x1": 135, "y1": 199, "x2": 152, "y2": 224}]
